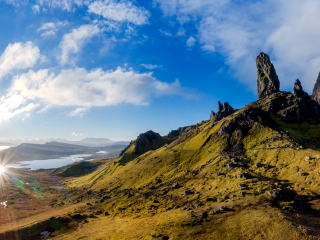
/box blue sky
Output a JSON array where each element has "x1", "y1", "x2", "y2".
[{"x1": 0, "y1": 0, "x2": 320, "y2": 141}]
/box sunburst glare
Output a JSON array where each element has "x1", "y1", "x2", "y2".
[{"x1": 0, "y1": 165, "x2": 5, "y2": 174}]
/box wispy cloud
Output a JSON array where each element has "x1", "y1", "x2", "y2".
[
  {"x1": 88, "y1": 0, "x2": 150, "y2": 25},
  {"x1": 186, "y1": 36, "x2": 196, "y2": 49},
  {"x1": 38, "y1": 20, "x2": 68, "y2": 36},
  {"x1": 32, "y1": 5, "x2": 40, "y2": 14},
  {"x1": 72, "y1": 132, "x2": 83, "y2": 137},
  {"x1": 0, "y1": 42, "x2": 42, "y2": 80},
  {"x1": 159, "y1": 29, "x2": 172, "y2": 37},
  {"x1": 59, "y1": 24, "x2": 101, "y2": 65},
  {"x1": 69, "y1": 108, "x2": 89, "y2": 117},
  {"x1": 140, "y1": 64, "x2": 163, "y2": 70}
]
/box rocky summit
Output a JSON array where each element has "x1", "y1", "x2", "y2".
[
  {"x1": 256, "y1": 52, "x2": 280, "y2": 99},
  {"x1": 210, "y1": 101, "x2": 235, "y2": 122}
]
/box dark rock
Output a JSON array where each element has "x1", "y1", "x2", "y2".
[
  {"x1": 212, "y1": 210, "x2": 220, "y2": 214},
  {"x1": 71, "y1": 214, "x2": 83, "y2": 219},
  {"x1": 267, "y1": 190, "x2": 279, "y2": 197},
  {"x1": 312, "y1": 72, "x2": 320, "y2": 104},
  {"x1": 293, "y1": 79, "x2": 308, "y2": 98},
  {"x1": 172, "y1": 182, "x2": 181, "y2": 189},
  {"x1": 104, "y1": 212, "x2": 109, "y2": 216},
  {"x1": 227, "y1": 163, "x2": 234, "y2": 168},
  {"x1": 239, "y1": 184, "x2": 246, "y2": 188},
  {"x1": 150, "y1": 186, "x2": 156, "y2": 190},
  {"x1": 147, "y1": 205, "x2": 156, "y2": 210},
  {"x1": 255, "y1": 163, "x2": 262, "y2": 168},
  {"x1": 210, "y1": 111, "x2": 215, "y2": 121},
  {"x1": 184, "y1": 190, "x2": 192, "y2": 196},
  {"x1": 263, "y1": 164, "x2": 271, "y2": 169},
  {"x1": 236, "y1": 173, "x2": 252, "y2": 179},
  {"x1": 220, "y1": 206, "x2": 227, "y2": 211},
  {"x1": 88, "y1": 214, "x2": 96, "y2": 218},
  {"x1": 202, "y1": 212, "x2": 208, "y2": 218},
  {"x1": 211, "y1": 102, "x2": 235, "y2": 122},
  {"x1": 206, "y1": 197, "x2": 215, "y2": 202},
  {"x1": 256, "y1": 52, "x2": 280, "y2": 99}
]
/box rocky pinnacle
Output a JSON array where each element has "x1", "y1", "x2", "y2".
[
  {"x1": 256, "y1": 52, "x2": 280, "y2": 99},
  {"x1": 293, "y1": 79, "x2": 308, "y2": 98},
  {"x1": 312, "y1": 72, "x2": 320, "y2": 104}
]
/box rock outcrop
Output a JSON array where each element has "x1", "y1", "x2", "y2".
[
  {"x1": 256, "y1": 52, "x2": 280, "y2": 99},
  {"x1": 210, "y1": 101, "x2": 235, "y2": 122},
  {"x1": 312, "y1": 72, "x2": 320, "y2": 104},
  {"x1": 293, "y1": 79, "x2": 308, "y2": 98}
]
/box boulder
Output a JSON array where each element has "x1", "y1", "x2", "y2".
[
  {"x1": 293, "y1": 79, "x2": 308, "y2": 98},
  {"x1": 256, "y1": 52, "x2": 280, "y2": 99},
  {"x1": 172, "y1": 182, "x2": 181, "y2": 189},
  {"x1": 312, "y1": 72, "x2": 320, "y2": 104}
]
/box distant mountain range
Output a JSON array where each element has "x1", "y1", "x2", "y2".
[
  {"x1": 0, "y1": 138, "x2": 130, "y2": 147},
  {"x1": 0, "y1": 141, "x2": 128, "y2": 164}
]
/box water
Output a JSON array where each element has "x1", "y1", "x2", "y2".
[
  {"x1": 96, "y1": 150, "x2": 107, "y2": 154},
  {"x1": 6, "y1": 154, "x2": 93, "y2": 170}
]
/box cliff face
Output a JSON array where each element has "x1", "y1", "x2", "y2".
[
  {"x1": 256, "y1": 52, "x2": 280, "y2": 99},
  {"x1": 312, "y1": 72, "x2": 320, "y2": 104}
]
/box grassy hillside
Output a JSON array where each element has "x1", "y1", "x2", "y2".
[{"x1": 2, "y1": 91, "x2": 320, "y2": 239}]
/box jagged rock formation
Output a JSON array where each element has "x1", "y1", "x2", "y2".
[
  {"x1": 312, "y1": 72, "x2": 320, "y2": 104},
  {"x1": 210, "y1": 101, "x2": 235, "y2": 122},
  {"x1": 293, "y1": 79, "x2": 308, "y2": 98},
  {"x1": 256, "y1": 52, "x2": 280, "y2": 99},
  {"x1": 119, "y1": 130, "x2": 179, "y2": 162}
]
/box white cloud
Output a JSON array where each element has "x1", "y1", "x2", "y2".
[
  {"x1": 159, "y1": 29, "x2": 172, "y2": 37},
  {"x1": 38, "y1": 20, "x2": 68, "y2": 36},
  {"x1": 88, "y1": 0, "x2": 150, "y2": 25},
  {"x1": 69, "y1": 107, "x2": 89, "y2": 117},
  {"x1": 176, "y1": 28, "x2": 186, "y2": 36},
  {"x1": 32, "y1": 5, "x2": 40, "y2": 14},
  {"x1": 3, "y1": 0, "x2": 28, "y2": 6},
  {"x1": 0, "y1": 67, "x2": 194, "y2": 119},
  {"x1": 154, "y1": 0, "x2": 320, "y2": 93},
  {"x1": 37, "y1": 0, "x2": 87, "y2": 11},
  {"x1": 59, "y1": 24, "x2": 101, "y2": 65},
  {"x1": 72, "y1": 132, "x2": 83, "y2": 137},
  {"x1": 0, "y1": 42, "x2": 41, "y2": 80},
  {"x1": 140, "y1": 64, "x2": 163, "y2": 70},
  {"x1": 186, "y1": 36, "x2": 196, "y2": 48}
]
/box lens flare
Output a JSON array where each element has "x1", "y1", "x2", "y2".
[{"x1": 0, "y1": 166, "x2": 5, "y2": 174}]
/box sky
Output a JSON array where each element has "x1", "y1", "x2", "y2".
[{"x1": 0, "y1": 0, "x2": 320, "y2": 141}]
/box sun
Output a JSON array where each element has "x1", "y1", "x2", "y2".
[{"x1": 0, "y1": 166, "x2": 5, "y2": 174}]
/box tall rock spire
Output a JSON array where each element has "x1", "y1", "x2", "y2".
[
  {"x1": 256, "y1": 52, "x2": 280, "y2": 99},
  {"x1": 312, "y1": 72, "x2": 320, "y2": 104},
  {"x1": 293, "y1": 79, "x2": 308, "y2": 98}
]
